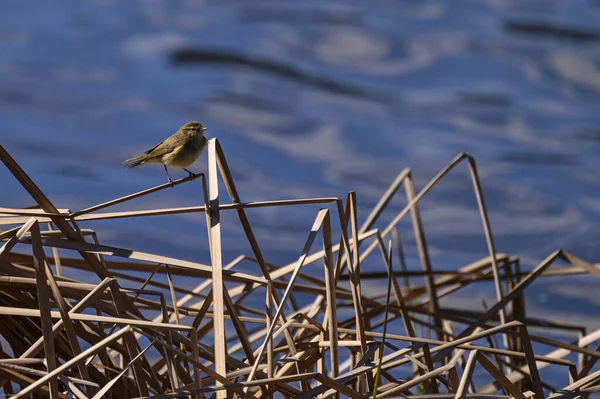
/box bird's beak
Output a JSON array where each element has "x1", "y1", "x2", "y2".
[{"x1": 200, "y1": 127, "x2": 207, "y2": 131}]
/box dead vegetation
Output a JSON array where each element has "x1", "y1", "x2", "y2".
[{"x1": 0, "y1": 139, "x2": 598, "y2": 399}]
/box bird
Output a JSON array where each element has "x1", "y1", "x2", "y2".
[{"x1": 123, "y1": 121, "x2": 207, "y2": 185}]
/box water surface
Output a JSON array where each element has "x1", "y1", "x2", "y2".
[{"x1": 2, "y1": 0, "x2": 600, "y2": 382}]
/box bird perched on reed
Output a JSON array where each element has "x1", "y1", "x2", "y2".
[{"x1": 123, "y1": 121, "x2": 207, "y2": 185}]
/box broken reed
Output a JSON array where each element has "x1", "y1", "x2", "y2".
[{"x1": 0, "y1": 140, "x2": 598, "y2": 399}]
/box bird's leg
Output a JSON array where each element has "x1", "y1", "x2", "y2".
[
  {"x1": 183, "y1": 168, "x2": 195, "y2": 178},
  {"x1": 164, "y1": 164, "x2": 174, "y2": 186}
]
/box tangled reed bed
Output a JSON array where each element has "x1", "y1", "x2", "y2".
[{"x1": 0, "y1": 139, "x2": 598, "y2": 399}]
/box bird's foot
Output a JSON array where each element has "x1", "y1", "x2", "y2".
[
  {"x1": 183, "y1": 168, "x2": 195, "y2": 178},
  {"x1": 168, "y1": 178, "x2": 174, "y2": 187}
]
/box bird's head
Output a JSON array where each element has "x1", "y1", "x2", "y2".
[{"x1": 181, "y1": 121, "x2": 207, "y2": 136}]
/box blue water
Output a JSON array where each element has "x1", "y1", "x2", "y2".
[{"x1": 2, "y1": 0, "x2": 600, "y2": 389}]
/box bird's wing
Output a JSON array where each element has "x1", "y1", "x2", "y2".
[
  {"x1": 144, "y1": 134, "x2": 180, "y2": 158},
  {"x1": 144, "y1": 140, "x2": 165, "y2": 155}
]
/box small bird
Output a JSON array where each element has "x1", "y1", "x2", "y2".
[{"x1": 123, "y1": 121, "x2": 208, "y2": 185}]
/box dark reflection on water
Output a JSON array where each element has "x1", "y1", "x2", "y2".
[
  {"x1": 49, "y1": 164, "x2": 104, "y2": 181},
  {"x1": 2, "y1": 2, "x2": 600, "y2": 379},
  {"x1": 504, "y1": 20, "x2": 600, "y2": 43},
  {"x1": 578, "y1": 127, "x2": 600, "y2": 142},
  {"x1": 170, "y1": 48, "x2": 383, "y2": 99}
]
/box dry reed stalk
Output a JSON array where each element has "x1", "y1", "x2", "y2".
[{"x1": 0, "y1": 142, "x2": 598, "y2": 398}]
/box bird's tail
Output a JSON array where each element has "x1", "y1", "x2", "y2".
[{"x1": 122, "y1": 154, "x2": 147, "y2": 169}]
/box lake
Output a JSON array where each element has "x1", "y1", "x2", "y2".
[{"x1": 2, "y1": 0, "x2": 600, "y2": 380}]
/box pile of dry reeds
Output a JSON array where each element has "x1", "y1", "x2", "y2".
[{"x1": 0, "y1": 139, "x2": 598, "y2": 399}]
